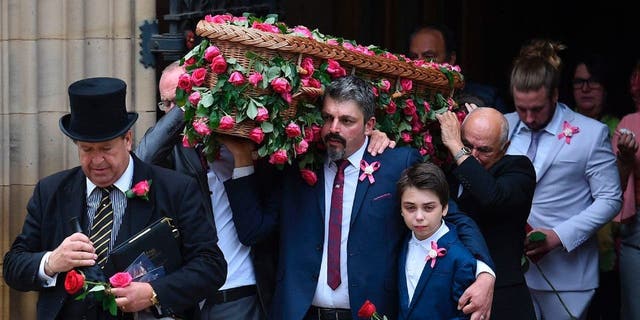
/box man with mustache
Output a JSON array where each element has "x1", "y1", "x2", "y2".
[{"x1": 221, "y1": 75, "x2": 495, "y2": 320}]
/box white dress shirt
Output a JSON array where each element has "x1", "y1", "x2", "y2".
[{"x1": 405, "y1": 221, "x2": 449, "y2": 303}]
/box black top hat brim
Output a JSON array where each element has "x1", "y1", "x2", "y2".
[{"x1": 59, "y1": 112, "x2": 138, "y2": 142}]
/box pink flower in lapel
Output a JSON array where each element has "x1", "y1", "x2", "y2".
[
  {"x1": 126, "y1": 179, "x2": 152, "y2": 201},
  {"x1": 557, "y1": 121, "x2": 579, "y2": 144},
  {"x1": 359, "y1": 160, "x2": 381, "y2": 184},
  {"x1": 425, "y1": 241, "x2": 447, "y2": 268}
]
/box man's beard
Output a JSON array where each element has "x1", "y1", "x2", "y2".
[{"x1": 324, "y1": 133, "x2": 346, "y2": 162}]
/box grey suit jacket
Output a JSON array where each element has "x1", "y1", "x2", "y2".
[{"x1": 505, "y1": 103, "x2": 621, "y2": 291}]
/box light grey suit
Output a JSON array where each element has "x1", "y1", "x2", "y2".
[{"x1": 505, "y1": 103, "x2": 621, "y2": 318}]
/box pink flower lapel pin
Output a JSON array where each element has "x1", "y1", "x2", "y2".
[
  {"x1": 125, "y1": 179, "x2": 152, "y2": 201},
  {"x1": 359, "y1": 160, "x2": 381, "y2": 184},
  {"x1": 557, "y1": 121, "x2": 580, "y2": 144},
  {"x1": 425, "y1": 241, "x2": 447, "y2": 268}
]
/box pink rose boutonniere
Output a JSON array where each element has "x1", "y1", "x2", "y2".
[
  {"x1": 425, "y1": 241, "x2": 447, "y2": 268},
  {"x1": 557, "y1": 121, "x2": 580, "y2": 144},
  {"x1": 64, "y1": 270, "x2": 133, "y2": 316},
  {"x1": 126, "y1": 180, "x2": 152, "y2": 201},
  {"x1": 359, "y1": 160, "x2": 381, "y2": 184}
]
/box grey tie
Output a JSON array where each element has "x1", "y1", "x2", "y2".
[{"x1": 526, "y1": 130, "x2": 543, "y2": 162}]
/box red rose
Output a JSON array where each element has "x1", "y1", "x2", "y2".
[
  {"x1": 385, "y1": 101, "x2": 397, "y2": 115},
  {"x1": 109, "y1": 272, "x2": 132, "y2": 288},
  {"x1": 191, "y1": 68, "x2": 207, "y2": 86},
  {"x1": 204, "y1": 45, "x2": 221, "y2": 62},
  {"x1": 131, "y1": 180, "x2": 151, "y2": 197},
  {"x1": 271, "y1": 77, "x2": 291, "y2": 94},
  {"x1": 300, "y1": 169, "x2": 318, "y2": 186},
  {"x1": 64, "y1": 269, "x2": 85, "y2": 295},
  {"x1": 183, "y1": 57, "x2": 196, "y2": 67},
  {"x1": 182, "y1": 135, "x2": 193, "y2": 147},
  {"x1": 285, "y1": 123, "x2": 302, "y2": 138},
  {"x1": 268, "y1": 149, "x2": 288, "y2": 165},
  {"x1": 357, "y1": 300, "x2": 377, "y2": 318},
  {"x1": 255, "y1": 107, "x2": 269, "y2": 122},
  {"x1": 177, "y1": 73, "x2": 192, "y2": 92},
  {"x1": 228, "y1": 71, "x2": 246, "y2": 86},
  {"x1": 372, "y1": 87, "x2": 379, "y2": 97},
  {"x1": 211, "y1": 56, "x2": 228, "y2": 74},
  {"x1": 311, "y1": 125, "x2": 322, "y2": 142},
  {"x1": 249, "y1": 127, "x2": 265, "y2": 144},
  {"x1": 304, "y1": 126, "x2": 315, "y2": 142},
  {"x1": 403, "y1": 99, "x2": 416, "y2": 116},
  {"x1": 218, "y1": 115, "x2": 235, "y2": 130}
]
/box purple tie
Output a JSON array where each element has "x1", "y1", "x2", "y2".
[
  {"x1": 526, "y1": 130, "x2": 543, "y2": 162},
  {"x1": 328, "y1": 159, "x2": 349, "y2": 290}
]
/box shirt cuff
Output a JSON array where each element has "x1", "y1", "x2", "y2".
[
  {"x1": 476, "y1": 260, "x2": 496, "y2": 279},
  {"x1": 39, "y1": 252, "x2": 58, "y2": 287},
  {"x1": 232, "y1": 166, "x2": 255, "y2": 179}
]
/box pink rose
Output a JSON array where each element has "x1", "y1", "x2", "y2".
[
  {"x1": 188, "y1": 91, "x2": 201, "y2": 106},
  {"x1": 379, "y1": 79, "x2": 391, "y2": 92},
  {"x1": 386, "y1": 100, "x2": 397, "y2": 114},
  {"x1": 204, "y1": 45, "x2": 221, "y2": 62},
  {"x1": 295, "y1": 139, "x2": 309, "y2": 154},
  {"x1": 182, "y1": 135, "x2": 193, "y2": 147},
  {"x1": 252, "y1": 21, "x2": 280, "y2": 33},
  {"x1": 342, "y1": 42, "x2": 355, "y2": 50},
  {"x1": 232, "y1": 16, "x2": 247, "y2": 24},
  {"x1": 300, "y1": 169, "x2": 318, "y2": 186},
  {"x1": 109, "y1": 272, "x2": 132, "y2": 288},
  {"x1": 191, "y1": 68, "x2": 207, "y2": 86},
  {"x1": 423, "y1": 133, "x2": 433, "y2": 145},
  {"x1": 423, "y1": 101, "x2": 431, "y2": 113},
  {"x1": 249, "y1": 127, "x2": 265, "y2": 144},
  {"x1": 372, "y1": 87, "x2": 379, "y2": 97},
  {"x1": 205, "y1": 14, "x2": 232, "y2": 24},
  {"x1": 303, "y1": 126, "x2": 315, "y2": 142},
  {"x1": 326, "y1": 59, "x2": 346, "y2": 78},
  {"x1": 326, "y1": 39, "x2": 338, "y2": 45},
  {"x1": 178, "y1": 73, "x2": 192, "y2": 91},
  {"x1": 248, "y1": 72, "x2": 263, "y2": 87},
  {"x1": 211, "y1": 56, "x2": 228, "y2": 74},
  {"x1": 184, "y1": 57, "x2": 196, "y2": 67},
  {"x1": 271, "y1": 77, "x2": 291, "y2": 93},
  {"x1": 311, "y1": 125, "x2": 322, "y2": 142},
  {"x1": 255, "y1": 107, "x2": 269, "y2": 122},
  {"x1": 281, "y1": 92, "x2": 292, "y2": 105},
  {"x1": 383, "y1": 52, "x2": 399, "y2": 60},
  {"x1": 400, "y1": 79, "x2": 413, "y2": 92},
  {"x1": 218, "y1": 115, "x2": 235, "y2": 130},
  {"x1": 411, "y1": 119, "x2": 423, "y2": 133},
  {"x1": 130, "y1": 180, "x2": 151, "y2": 197},
  {"x1": 456, "y1": 111, "x2": 467, "y2": 123},
  {"x1": 401, "y1": 132, "x2": 413, "y2": 143},
  {"x1": 228, "y1": 71, "x2": 245, "y2": 86},
  {"x1": 447, "y1": 98, "x2": 455, "y2": 110},
  {"x1": 292, "y1": 26, "x2": 312, "y2": 38},
  {"x1": 419, "y1": 148, "x2": 428, "y2": 156},
  {"x1": 192, "y1": 118, "x2": 211, "y2": 136},
  {"x1": 300, "y1": 57, "x2": 315, "y2": 76},
  {"x1": 268, "y1": 149, "x2": 288, "y2": 165},
  {"x1": 301, "y1": 77, "x2": 321, "y2": 89},
  {"x1": 285, "y1": 122, "x2": 302, "y2": 138},
  {"x1": 403, "y1": 99, "x2": 416, "y2": 116}
]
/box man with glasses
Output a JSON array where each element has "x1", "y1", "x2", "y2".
[{"x1": 437, "y1": 107, "x2": 537, "y2": 320}]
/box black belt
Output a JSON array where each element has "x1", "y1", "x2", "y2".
[
  {"x1": 307, "y1": 306, "x2": 353, "y2": 320},
  {"x1": 212, "y1": 285, "x2": 257, "y2": 304}
]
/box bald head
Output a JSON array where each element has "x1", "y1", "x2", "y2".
[
  {"x1": 158, "y1": 61, "x2": 185, "y2": 113},
  {"x1": 461, "y1": 107, "x2": 509, "y2": 169}
]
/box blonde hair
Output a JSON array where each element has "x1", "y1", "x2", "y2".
[{"x1": 510, "y1": 39, "x2": 566, "y2": 99}]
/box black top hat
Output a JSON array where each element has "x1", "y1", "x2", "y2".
[{"x1": 59, "y1": 77, "x2": 138, "y2": 142}]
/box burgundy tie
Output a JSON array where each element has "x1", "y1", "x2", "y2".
[{"x1": 328, "y1": 159, "x2": 349, "y2": 290}]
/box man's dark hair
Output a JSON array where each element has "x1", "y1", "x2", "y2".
[
  {"x1": 409, "y1": 23, "x2": 458, "y2": 61},
  {"x1": 324, "y1": 75, "x2": 376, "y2": 121}
]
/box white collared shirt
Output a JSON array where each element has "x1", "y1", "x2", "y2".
[
  {"x1": 311, "y1": 137, "x2": 369, "y2": 309},
  {"x1": 405, "y1": 221, "x2": 449, "y2": 303}
]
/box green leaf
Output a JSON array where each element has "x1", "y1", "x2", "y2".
[
  {"x1": 266, "y1": 66, "x2": 281, "y2": 81},
  {"x1": 75, "y1": 290, "x2": 90, "y2": 300},
  {"x1": 200, "y1": 91, "x2": 213, "y2": 108},
  {"x1": 89, "y1": 284, "x2": 106, "y2": 292},
  {"x1": 264, "y1": 16, "x2": 276, "y2": 24},
  {"x1": 105, "y1": 294, "x2": 117, "y2": 316},
  {"x1": 175, "y1": 89, "x2": 187, "y2": 107},
  {"x1": 261, "y1": 121, "x2": 274, "y2": 133},
  {"x1": 247, "y1": 99, "x2": 258, "y2": 119},
  {"x1": 529, "y1": 231, "x2": 547, "y2": 242},
  {"x1": 521, "y1": 255, "x2": 530, "y2": 272}
]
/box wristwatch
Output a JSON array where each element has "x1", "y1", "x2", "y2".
[
  {"x1": 453, "y1": 146, "x2": 472, "y2": 162},
  {"x1": 150, "y1": 288, "x2": 160, "y2": 306}
]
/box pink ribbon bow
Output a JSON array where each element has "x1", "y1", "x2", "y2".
[
  {"x1": 557, "y1": 121, "x2": 580, "y2": 144},
  {"x1": 425, "y1": 241, "x2": 447, "y2": 268},
  {"x1": 359, "y1": 160, "x2": 381, "y2": 184}
]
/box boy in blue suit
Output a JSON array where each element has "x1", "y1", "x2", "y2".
[{"x1": 397, "y1": 162, "x2": 476, "y2": 320}]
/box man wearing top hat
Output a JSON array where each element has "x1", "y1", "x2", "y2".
[{"x1": 3, "y1": 77, "x2": 227, "y2": 319}]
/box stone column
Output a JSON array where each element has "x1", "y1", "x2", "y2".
[{"x1": 0, "y1": 1, "x2": 156, "y2": 318}]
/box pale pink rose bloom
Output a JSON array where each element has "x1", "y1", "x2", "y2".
[
  {"x1": 255, "y1": 107, "x2": 269, "y2": 122},
  {"x1": 379, "y1": 79, "x2": 391, "y2": 92},
  {"x1": 295, "y1": 139, "x2": 309, "y2": 154},
  {"x1": 188, "y1": 91, "x2": 201, "y2": 106},
  {"x1": 292, "y1": 26, "x2": 312, "y2": 38},
  {"x1": 326, "y1": 60, "x2": 346, "y2": 78},
  {"x1": 204, "y1": 46, "x2": 221, "y2": 62},
  {"x1": 342, "y1": 42, "x2": 355, "y2": 50},
  {"x1": 248, "y1": 72, "x2": 263, "y2": 87},
  {"x1": 218, "y1": 115, "x2": 235, "y2": 130},
  {"x1": 232, "y1": 16, "x2": 248, "y2": 24},
  {"x1": 326, "y1": 39, "x2": 339, "y2": 45},
  {"x1": 252, "y1": 21, "x2": 280, "y2": 33}
]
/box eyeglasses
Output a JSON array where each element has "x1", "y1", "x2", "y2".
[
  {"x1": 572, "y1": 78, "x2": 602, "y2": 90},
  {"x1": 157, "y1": 100, "x2": 175, "y2": 112}
]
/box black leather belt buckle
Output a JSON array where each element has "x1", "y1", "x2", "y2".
[
  {"x1": 212, "y1": 285, "x2": 257, "y2": 304},
  {"x1": 308, "y1": 306, "x2": 353, "y2": 320}
]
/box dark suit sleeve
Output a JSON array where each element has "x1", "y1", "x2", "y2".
[
  {"x1": 150, "y1": 177, "x2": 227, "y2": 314},
  {"x1": 452, "y1": 155, "x2": 536, "y2": 218},
  {"x1": 445, "y1": 201, "x2": 494, "y2": 269},
  {"x1": 224, "y1": 164, "x2": 280, "y2": 246},
  {"x1": 3, "y1": 181, "x2": 52, "y2": 291},
  {"x1": 134, "y1": 107, "x2": 185, "y2": 164}
]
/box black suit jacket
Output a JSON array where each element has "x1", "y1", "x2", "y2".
[
  {"x1": 450, "y1": 155, "x2": 535, "y2": 287},
  {"x1": 3, "y1": 154, "x2": 227, "y2": 320}
]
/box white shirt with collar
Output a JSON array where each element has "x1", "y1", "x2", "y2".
[{"x1": 405, "y1": 221, "x2": 449, "y2": 303}]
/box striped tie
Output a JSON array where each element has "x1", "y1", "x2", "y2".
[{"x1": 91, "y1": 186, "x2": 114, "y2": 267}]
